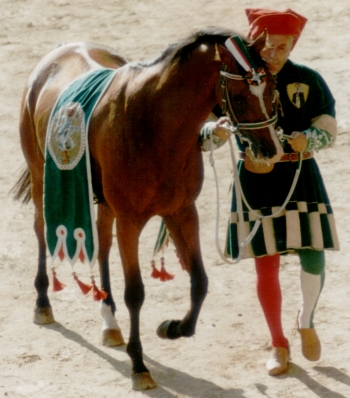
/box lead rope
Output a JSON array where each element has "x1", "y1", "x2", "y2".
[
  {"x1": 209, "y1": 129, "x2": 244, "y2": 264},
  {"x1": 209, "y1": 130, "x2": 303, "y2": 264}
]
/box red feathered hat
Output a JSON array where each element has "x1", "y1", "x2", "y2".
[{"x1": 246, "y1": 8, "x2": 307, "y2": 47}]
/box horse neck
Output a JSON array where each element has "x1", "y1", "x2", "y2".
[
  {"x1": 149, "y1": 47, "x2": 222, "y2": 149},
  {"x1": 104, "y1": 48, "x2": 223, "y2": 162}
]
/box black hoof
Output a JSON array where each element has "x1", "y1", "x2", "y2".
[{"x1": 156, "y1": 320, "x2": 182, "y2": 340}]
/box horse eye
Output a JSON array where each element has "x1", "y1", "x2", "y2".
[{"x1": 234, "y1": 96, "x2": 245, "y2": 105}]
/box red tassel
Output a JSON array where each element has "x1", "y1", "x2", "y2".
[
  {"x1": 91, "y1": 277, "x2": 108, "y2": 301},
  {"x1": 73, "y1": 273, "x2": 92, "y2": 295},
  {"x1": 151, "y1": 260, "x2": 161, "y2": 279},
  {"x1": 52, "y1": 269, "x2": 66, "y2": 292},
  {"x1": 159, "y1": 257, "x2": 174, "y2": 282}
]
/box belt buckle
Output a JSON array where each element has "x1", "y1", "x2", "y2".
[{"x1": 289, "y1": 153, "x2": 298, "y2": 162}]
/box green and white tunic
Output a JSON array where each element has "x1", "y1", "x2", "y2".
[{"x1": 221, "y1": 60, "x2": 340, "y2": 259}]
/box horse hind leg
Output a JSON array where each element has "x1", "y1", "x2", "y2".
[
  {"x1": 157, "y1": 205, "x2": 208, "y2": 340},
  {"x1": 32, "y1": 173, "x2": 55, "y2": 325},
  {"x1": 97, "y1": 204, "x2": 124, "y2": 347},
  {"x1": 16, "y1": 88, "x2": 54, "y2": 324},
  {"x1": 11, "y1": 167, "x2": 54, "y2": 325}
]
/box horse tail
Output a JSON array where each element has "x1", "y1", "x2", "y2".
[{"x1": 11, "y1": 165, "x2": 32, "y2": 204}]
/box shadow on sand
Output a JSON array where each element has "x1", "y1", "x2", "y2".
[
  {"x1": 43, "y1": 322, "x2": 245, "y2": 398},
  {"x1": 255, "y1": 362, "x2": 348, "y2": 398},
  {"x1": 42, "y1": 323, "x2": 350, "y2": 397}
]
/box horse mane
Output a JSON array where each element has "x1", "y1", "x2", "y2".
[{"x1": 143, "y1": 26, "x2": 248, "y2": 67}]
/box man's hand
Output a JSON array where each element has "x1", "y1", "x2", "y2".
[
  {"x1": 213, "y1": 117, "x2": 231, "y2": 141},
  {"x1": 290, "y1": 131, "x2": 308, "y2": 152}
]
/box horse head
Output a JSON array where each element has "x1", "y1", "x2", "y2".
[{"x1": 216, "y1": 31, "x2": 283, "y2": 163}]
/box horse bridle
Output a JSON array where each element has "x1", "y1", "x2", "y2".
[{"x1": 219, "y1": 65, "x2": 278, "y2": 141}]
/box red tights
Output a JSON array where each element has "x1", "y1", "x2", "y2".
[{"x1": 255, "y1": 254, "x2": 289, "y2": 349}]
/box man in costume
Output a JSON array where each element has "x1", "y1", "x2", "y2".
[{"x1": 201, "y1": 8, "x2": 339, "y2": 376}]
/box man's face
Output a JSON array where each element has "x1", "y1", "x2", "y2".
[{"x1": 260, "y1": 34, "x2": 294, "y2": 74}]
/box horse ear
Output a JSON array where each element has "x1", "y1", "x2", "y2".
[
  {"x1": 249, "y1": 29, "x2": 268, "y2": 55},
  {"x1": 215, "y1": 44, "x2": 233, "y2": 64}
]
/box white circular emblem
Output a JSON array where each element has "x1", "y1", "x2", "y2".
[{"x1": 47, "y1": 102, "x2": 86, "y2": 170}]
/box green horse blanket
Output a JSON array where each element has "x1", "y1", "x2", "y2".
[{"x1": 44, "y1": 68, "x2": 117, "y2": 267}]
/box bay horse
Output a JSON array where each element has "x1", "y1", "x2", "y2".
[{"x1": 13, "y1": 27, "x2": 283, "y2": 390}]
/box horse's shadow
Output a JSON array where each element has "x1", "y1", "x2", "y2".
[
  {"x1": 254, "y1": 363, "x2": 349, "y2": 398},
  {"x1": 43, "y1": 322, "x2": 245, "y2": 397}
]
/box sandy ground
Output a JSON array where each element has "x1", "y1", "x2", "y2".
[{"x1": 1, "y1": 0, "x2": 350, "y2": 397}]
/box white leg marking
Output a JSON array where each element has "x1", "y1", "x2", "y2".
[{"x1": 99, "y1": 301, "x2": 121, "y2": 331}]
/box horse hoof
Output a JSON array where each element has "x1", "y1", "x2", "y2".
[
  {"x1": 131, "y1": 372, "x2": 157, "y2": 390},
  {"x1": 156, "y1": 320, "x2": 181, "y2": 339},
  {"x1": 102, "y1": 328, "x2": 125, "y2": 347},
  {"x1": 33, "y1": 307, "x2": 55, "y2": 325},
  {"x1": 157, "y1": 320, "x2": 172, "y2": 339}
]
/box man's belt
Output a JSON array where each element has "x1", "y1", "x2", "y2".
[{"x1": 239, "y1": 151, "x2": 313, "y2": 162}]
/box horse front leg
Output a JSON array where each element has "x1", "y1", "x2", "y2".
[
  {"x1": 97, "y1": 203, "x2": 124, "y2": 347},
  {"x1": 157, "y1": 204, "x2": 208, "y2": 339},
  {"x1": 116, "y1": 215, "x2": 157, "y2": 390},
  {"x1": 32, "y1": 178, "x2": 55, "y2": 325}
]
